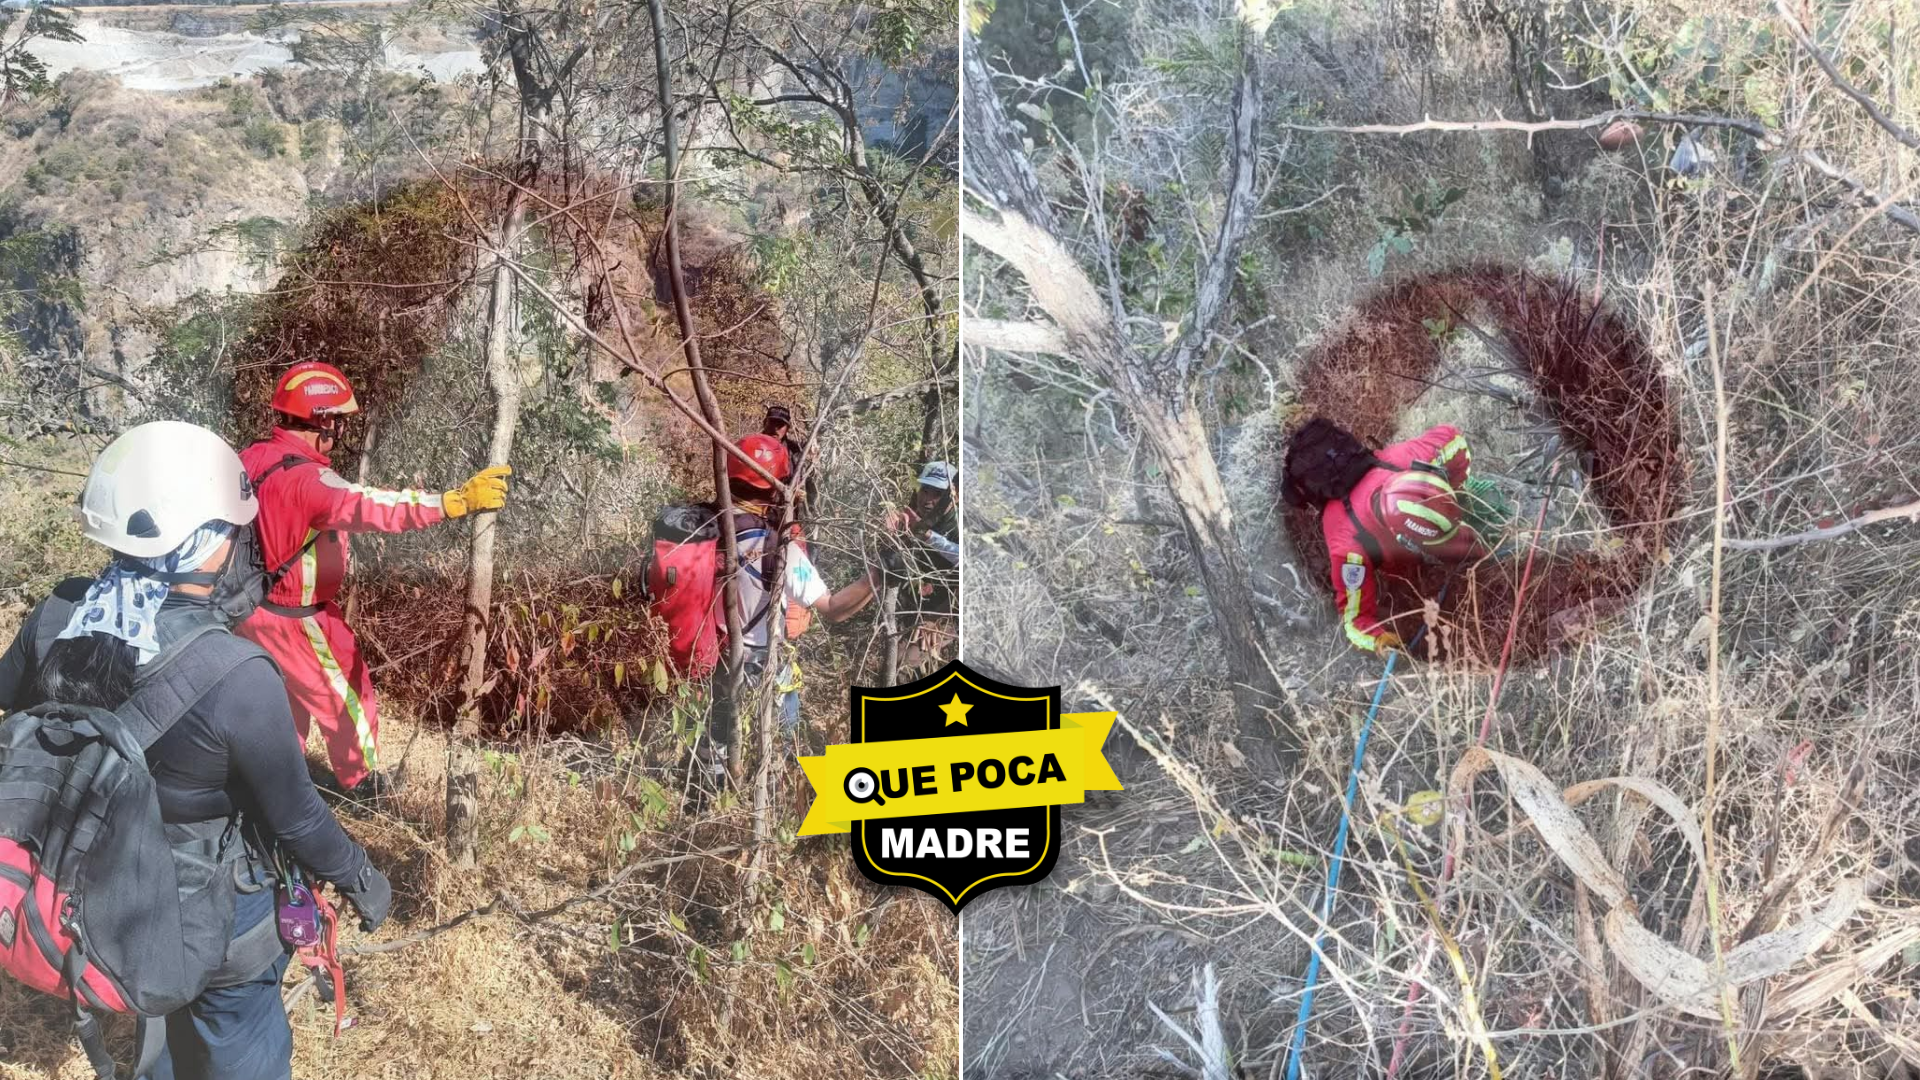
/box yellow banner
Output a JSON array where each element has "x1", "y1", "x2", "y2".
[{"x1": 797, "y1": 712, "x2": 1121, "y2": 835}]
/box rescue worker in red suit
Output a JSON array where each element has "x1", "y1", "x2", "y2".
[
  {"x1": 1282, "y1": 417, "x2": 1486, "y2": 653},
  {"x1": 237, "y1": 362, "x2": 512, "y2": 797}
]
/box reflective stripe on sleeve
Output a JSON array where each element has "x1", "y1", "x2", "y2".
[{"x1": 1340, "y1": 553, "x2": 1380, "y2": 650}]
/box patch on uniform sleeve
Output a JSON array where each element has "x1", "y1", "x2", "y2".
[
  {"x1": 1341, "y1": 562, "x2": 1366, "y2": 590},
  {"x1": 0, "y1": 905, "x2": 15, "y2": 949}
]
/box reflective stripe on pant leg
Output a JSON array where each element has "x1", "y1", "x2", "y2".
[{"x1": 299, "y1": 616, "x2": 379, "y2": 775}]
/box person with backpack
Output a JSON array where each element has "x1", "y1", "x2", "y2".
[
  {"x1": 1282, "y1": 417, "x2": 1487, "y2": 653},
  {"x1": 712, "y1": 434, "x2": 878, "y2": 755},
  {"x1": 236, "y1": 361, "x2": 512, "y2": 799},
  {"x1": 0, "y1": 421, "x2": 390, "y2": 1080}
]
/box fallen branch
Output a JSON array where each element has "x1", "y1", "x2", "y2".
[
  {"x1": 1277, "y1": 108, "x2": 1771, "y2": 143},
  {"x1": 1279, "y1": 107, "x2": 1920, "y2": 234},
  {"x1": 1725, "y1": 497, "x2": 1920, "y2": 551},
  {"x1": 1145, "y1": 964, "x2": 1232, "y2": 1080},
  {"x1": 344, "y1": 845, "x2": 743, "y2": 958}
]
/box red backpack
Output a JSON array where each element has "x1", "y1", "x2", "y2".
[{"x1": 642, "y1": 505, "x2": 781, "y2": 676}]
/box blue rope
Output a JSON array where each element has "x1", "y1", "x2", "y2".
[
  {"x1": 1282, "y1": 644, "x2": 1398, "y2": 1080},
  {"x1": 1284, "y1": 564, "x2": 1468, "y2": 1080}
]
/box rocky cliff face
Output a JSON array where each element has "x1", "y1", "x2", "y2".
[{"x1": 0, "y1": 71, "x2": 321, "y2": 401}]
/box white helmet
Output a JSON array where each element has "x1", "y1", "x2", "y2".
[{"x1": 73, "y1": 421, "x2": 258, "y2": 560}]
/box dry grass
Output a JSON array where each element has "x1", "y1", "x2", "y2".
[
  {"x1": 0, "y1": 689, "x2": 957, "y2": 1080},
  {"x1": 963, "y1": 1, "x2": 1920, "y2": 1076}
]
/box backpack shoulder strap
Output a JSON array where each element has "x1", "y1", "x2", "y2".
[
  {"x1": 1373, "y1": 452, "x2": 1446, "y2": 479},
  {"x1": 731, "y1": 509, "x2": 785, "y2": 635},
  {"x1": 1343, "y1": 495, "x2": 1388, "y2": 568},
  {"x1": 249, "y1": 455, "x2": 327, "y2": 586},
  {"x1": 28, "y1": 580, "x2": 92, "y2": 666},
  {"x1": 116, "y1": 625, "x2": 272, "y2": 751},
  {"x1": 249, "y1": 453, "x2": 314, "y2": 488}
]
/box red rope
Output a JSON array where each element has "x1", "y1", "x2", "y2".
[
  {"x1": 299, "y1": 888, "x2": 350, "y2": 1036},
  {"x1": 1384, "y1": 474, "x2": 1557, "y2": 1077}
]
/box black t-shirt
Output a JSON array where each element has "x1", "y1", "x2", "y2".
[{"x1": 0, "y1": 590, "x2": 367, "y2": 886}]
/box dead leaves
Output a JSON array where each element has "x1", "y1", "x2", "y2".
[{"x1": 1446, "y1": 746, "x2": 1891, "y2": 1024}]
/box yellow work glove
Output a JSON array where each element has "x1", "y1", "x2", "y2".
[
  {"x1": 1373, "y1": 630, "x2": 1404, "y2": 653},
  {"x1": 443, "y1": 465, "x2": 512, "y2": 518}
]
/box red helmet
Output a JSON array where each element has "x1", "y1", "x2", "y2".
[
  {"x1": 728, "y1": 433, "x2": 790, "y2": 490},
  {"x1": 1379, "y1": 469, "x2": 1464, "y2": 549},
  {"x1": 271, "y1": 361, "x2": 360, "y2": 420}
]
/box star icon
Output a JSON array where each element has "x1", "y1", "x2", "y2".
[{"x1": 938, "y1": 692, "x2": 973, "y2": 727}]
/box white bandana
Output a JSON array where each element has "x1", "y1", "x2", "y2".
[{"x1": 58, "y1": 522, "x2": 235, "y2": 665}]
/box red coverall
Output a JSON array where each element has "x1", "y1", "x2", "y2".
[
  {"x1": 1319, "y1": 424, "x2": 1477, "y2": 651},
  {"x1": 237, "y1": 426, "x2": 447, "y2": 788}
]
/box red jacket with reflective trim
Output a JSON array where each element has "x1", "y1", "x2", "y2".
[
  {"x1": 1318, "y1": 424, "x2": 1475, "y2": 651},
  {"x1": 241, "y1": 427, "x2": 447, "y2": 608}
]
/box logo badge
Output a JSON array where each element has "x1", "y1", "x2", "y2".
[
  {"x1": 0, "y1": 905, "x2": 15, "y2": 949},
  {"x1": 800, "y1": 660, "x2": 1120, "y2": 913}
]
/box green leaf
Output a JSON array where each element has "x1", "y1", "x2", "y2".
[
  {"x1": 802, "y1": 941, "x2": 816, "y2": 966},
  {"x1": 1403, "y1": 789, "x2": 1445, "y2": 827},
  {"x1": 611, "y1": 577, "x2": 623, "y2": 600},
  {"x1": 1181, "y1": 835, "x2": 1207, "y2": 854},
  {"x1": 731, "y1": 939, "x2": 748, "y2": 963},
  {"x1": 775, "y1": 960, "x2": 794, "y2": 992},
  {"x1": 855, "y1": 923, "x2": 872, "y2": 947},
  {"x1": 1015, "y1": 101, "x2": 1053, "y2": 124},
  {"x1": 668, "y1": 912, "x2": 688, "y2": 933},
  {"x1": 769, "y1": 904, "x2": 786, "y2": 933},
  {"x1": 614, "y1": 662, "x2": 625, "y2": 688},
  {"x1": 652, "y1": 659, "x2": 670, "y2": 694}
]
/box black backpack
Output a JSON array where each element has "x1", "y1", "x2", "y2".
[{"x1": 0, "y1": 582, "x2": 273, "y2": 1078}]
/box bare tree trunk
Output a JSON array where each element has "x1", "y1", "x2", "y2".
[
  {"x1": 343, "y1": 419, "x2": 379, "y2": 627},
  {"x1": 647, "y1": 0, "x2": 746, "y2": 777},
  {"x1": 1133, "y1": 395, "x2": 1284, "y2": 740},
  {"x1": 959, "y1": 28, "x2": 1291, "y2": 745},
  {"x1": 745, "y1": 484, "x2": 795, "y2": 886},
  {"x1": 879, "y1": 572, "x2": 899, "y2": 686},
  {"x1": 446, "y1": 193, "x2": 527, "y2": 870}
]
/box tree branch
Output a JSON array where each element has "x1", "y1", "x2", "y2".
[
  {"x1": 1776, "y1": 0, "x2": 1920, "y2": 153},
  {"x1": 1725, "y1": 498, "x2": 1920, "y2": 552},
  {"x1": 966, "y1": 317, "x2": 1067, "y2": 354},
  {"x1": 1165, "y1": 27, "x2": 1266, "y2": 382},
  {"x1": 1280, "y1": 107, "x2": 1920, "y2": 235},
  {"x1": 963, "y1": 206, "x2": 1124, "y2": 364},
  {"x1": 1277, "y1": 108, "x2": 1774, "y2": 142}
]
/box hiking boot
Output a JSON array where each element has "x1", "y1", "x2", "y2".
[{"x1": 342, "y1": 770, "x2": 402, "y2": 803}]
